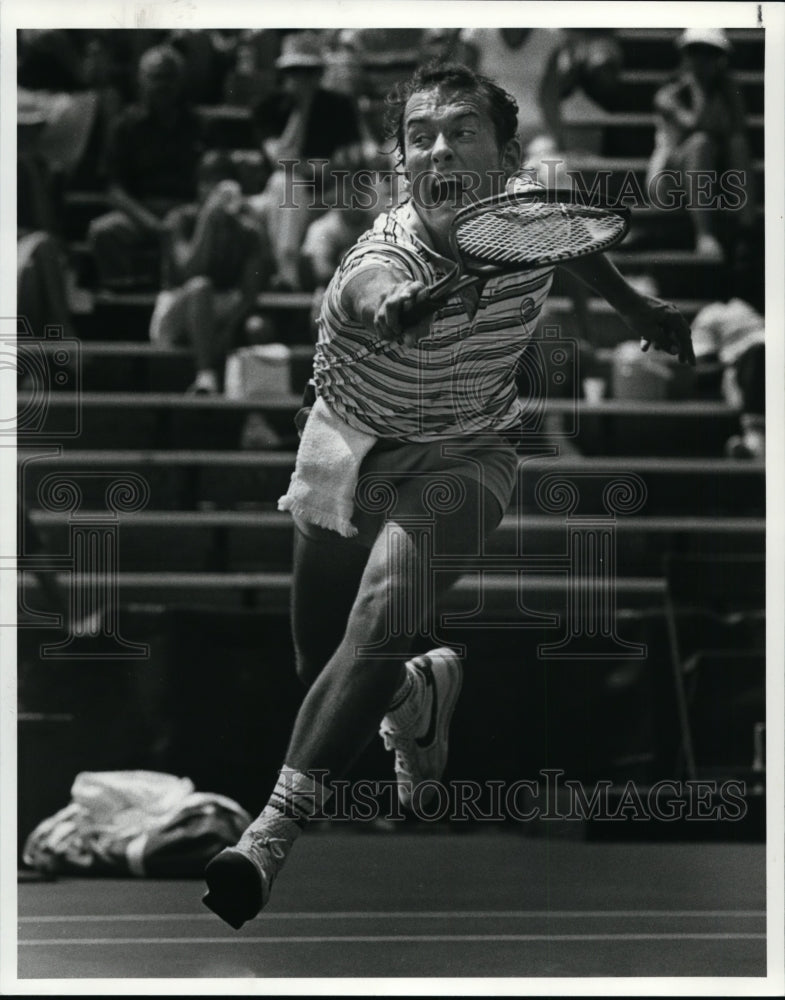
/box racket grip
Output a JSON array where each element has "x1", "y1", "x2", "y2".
[
  {"x1": 401, "y1": 274, "x2": 479, "y2": 330},
  {"x1": 401, "y1": 294, "x2": 442, "y2": 330}
]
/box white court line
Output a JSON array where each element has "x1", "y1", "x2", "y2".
[
  {"x1": 19, "y1": 933, "x2": 767, "y2": 946},
  {"x1": 17, "y1": 909, "x2": 767, "y2": 923}
]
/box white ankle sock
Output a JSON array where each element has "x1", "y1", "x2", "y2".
[{"x1": 262, "y1": 767, "x2": 333, "y2": 833}]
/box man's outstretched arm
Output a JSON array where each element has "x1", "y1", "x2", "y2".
[{"x1": 561, "y1": 253, "x2": 696, "y2": 366}]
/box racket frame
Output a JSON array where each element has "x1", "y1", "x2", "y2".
[{"x1": 422, "y1": 188, "x2": 631, "y2": 306}]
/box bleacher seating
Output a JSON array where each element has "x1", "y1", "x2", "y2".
[
  {"x1": 20, "y1": 24, "x2": 767, "y2": 578},
  {"x1": 17, "y1": 28, "x2": 766, "y2": 790}
]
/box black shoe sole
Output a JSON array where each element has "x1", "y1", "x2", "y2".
[{"x1": 202, "y1": 850, "x2": 264, "y2": 930}]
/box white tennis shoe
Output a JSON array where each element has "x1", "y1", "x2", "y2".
[{"x1": 379, "y1": 648, "x2": 463, "y2": 811}]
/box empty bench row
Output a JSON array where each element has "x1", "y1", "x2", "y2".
[
  {"x1": 68, "y1": 292, "x2": 717, "y2": 347},
  {"x1": 18, "y1": 449, "x2": 765, "y2": 516},
  {"x1": 19, "y1": 566, "x2": 669, "y2": 617},
  {"x1": 18, "y1": 392, "x2": 746, "y2": 457},
  {"x1": 25, "y1": 509, "x2": 765, "y2": 577}
]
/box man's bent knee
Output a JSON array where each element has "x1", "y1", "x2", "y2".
[{"x1": 183, "y1": 275, "x2": 214, "y2": 296}]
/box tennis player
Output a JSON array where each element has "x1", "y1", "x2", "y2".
[{"x1": 203, "y1": 62, "x2": 695, "y2": 929}]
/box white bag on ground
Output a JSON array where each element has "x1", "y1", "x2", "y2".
[{"x1": 22, "y1": 770, "x2": 251, "y2": 877}]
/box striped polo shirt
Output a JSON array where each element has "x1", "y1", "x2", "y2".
[{"x1": 313, "y1": 200, "x2": 555, "y2": 441}]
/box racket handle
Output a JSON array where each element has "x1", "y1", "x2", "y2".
[
  {"x1": 402, "y1": 274, "x2": 480, "y2": 330},
  {"x1": 402, "y1": 294, "x2": 443, "y2": 329}
]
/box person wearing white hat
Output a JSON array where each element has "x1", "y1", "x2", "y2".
[
  {"x1": 646, "y1": 27, "x2": 757, "y2": 261},
  {"x1": 676, "y1": 27, "x2": 732, "y2": 53},
  {"x1": 250, "y1": 31, "x2": 363, "y2": 289}
]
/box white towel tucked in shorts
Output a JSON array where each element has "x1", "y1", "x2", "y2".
[{"x1": 278, "y1": 395, "x2": 376, "y2": 537}]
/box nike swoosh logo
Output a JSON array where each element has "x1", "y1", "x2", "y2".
[{"x1": 415, "y1": 660, "x2": 437, "y2": 749}]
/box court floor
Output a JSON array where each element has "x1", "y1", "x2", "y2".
[{"x1": 17, "y1": 828, "x2": 766, "y2": 981}]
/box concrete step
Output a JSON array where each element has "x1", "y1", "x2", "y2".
[
  {"x1": 30, "y1": 339, "x2": 316, "y2": 394},
  {"x1": 18, "y1": 449, "x2": 765, "y2": 516},
  {"x1": 17, "y1": 392, "x2": 745, "y2": 456},
  {"x1": 66, "y1": 291, "x2": 714, "y2": 350},
  {"x1": 27, "y1": 509, "x2": 765, "y2": 575},
  {"x1": 562, "y1": 111, "x2": 764, "y2": 159},
  {"x1": 18, "y1": 567, "x2": 668, "y2": 616}
]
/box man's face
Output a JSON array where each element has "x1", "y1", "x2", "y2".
[{"x1": 402, "y1": 86, "x2": 517, "y2": 239}]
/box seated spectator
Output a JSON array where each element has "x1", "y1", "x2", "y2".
[
  {"x1": 300, "y1": 157, "x2": 398, "y2": 291},
  {"x1": 249, "y1": 31, "x2": 363, "y2": 290},
  {"x1": 460, "y1": 29, "x2": 622, "y2": 171},
  {"x1": 17, "y1": 30, "x2": 124, "y2": 190},
  {"x1": 222, "y1": 29, "x2": 278, "y2": 107},
  {"x1": 321, "y1": 30, "x2": 365, "y2": 99},
  {"x1": 17, "y1": 105, "x2": 75, "y2": 340},
  {"x1": 419, "y1": 29, "x2": 475, "y2": 67},
  {"x1": 166, "y1": 28, "x2": 229, "y2": 105},
  {"x1": 646, "y1": 28, "x2": 757, "y2": 261},
  {"x1": 343, "y1": 28, "x2": 424, "y2": 102},
  {"x1": 88, "y1": 45, "x2": 204, "y2": 290},
  {"x1": 17, "y1": 232, "x2": 75, "y2": 342},
  {"x1": 458, "y1": 29, "x2": 564, "y2": 147},
  {"x1": 691, "y1": 298, "x2": 765, "y2": 459},
  {"x1": 149, "y1": 151, "x2": 274, "y2": 395},
  {"x1": 538, "y1": 29, "x2": 623, "y2": 151}
]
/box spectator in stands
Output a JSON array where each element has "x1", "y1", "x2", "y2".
[
  {"x1": 249, "y1": 31, "x2": 363, "y2": 290},
  {"x1": 419, "y1": 29, "x2": 474, "y2": 67},
  {"x1": 691, "y1": 298, "x2": 765, "y2": 458},
  {"x1": 321, "y1": 30, "x2": 366, "y2": 100},
  {"x1": 300, "y1": 156, "x2": 398, "y2": 290},
  {"x1": 17, "y1": 30, "x2": 124, "y2": 190},
  {"x1": 223, "y1": 30, "x2": 279, "y2": 108},
  {"x1": 323, "y1": 30, "x2": 423, "y2": 163},
  {"x1": 149, "y1": 151, "x2": 273, "y2": 395},
  {"x1": 646, "y1": 28, "x2": 757, "y2": 261},
  {"x1": 538, "y1": 29, "x2": 624, "y2": 152},
  {"x1": 459, "y1": 28, "x2": 623, "y2": 180},
  {"x1": 166, "y1": 29, "x2": 229, "y2": 105},
  {"x1": 17, "y1": 102, "x2": 75, "y2": 340},
  {"x1": 17, "y1": 233, "x2": 75, "y2": 342},
  {"x1": 88, "y1": 45, "x2": 204, "y2": 290}
]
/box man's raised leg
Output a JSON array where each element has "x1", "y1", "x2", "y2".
[{"x1": 203, "y1": 474, "x2": 502, "y2": 927}]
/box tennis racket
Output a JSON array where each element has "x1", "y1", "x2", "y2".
[{"x1": 404, "y1": 187, "x2": 630, "y2": 326}]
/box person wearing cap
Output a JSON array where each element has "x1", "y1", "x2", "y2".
[
  {"x1": 250, "y1": 31, "x2": 362, "y2": 290},
  {"x1": 646, "y1": 27, "x2": 757, "y2": 261}
]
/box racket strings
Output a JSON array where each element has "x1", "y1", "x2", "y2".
[{"x1": 456, "y1": 202, "x2": 627, "y2": 265}]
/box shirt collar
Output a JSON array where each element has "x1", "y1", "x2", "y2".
[{"x1": 394, "y1": 200, "x2": 456, "y2": 276}]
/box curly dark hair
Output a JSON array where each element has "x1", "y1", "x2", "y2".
[{"x1": 384, "y1": 62, "x2": 519, "y2": 164}]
